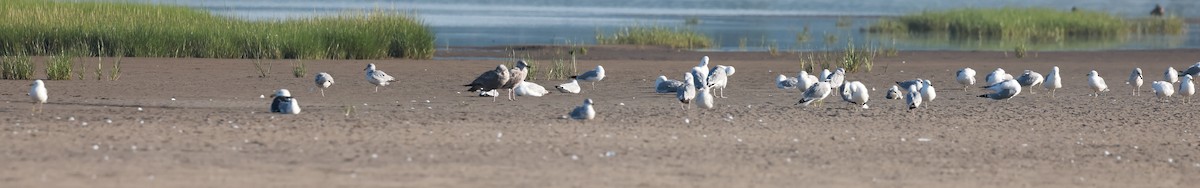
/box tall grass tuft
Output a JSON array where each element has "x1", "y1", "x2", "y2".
[
  {"x1": 252, "y1": 59, "x2": 272, "y2": 78},
  {"x1": 46, "y1": 56, "x2": 73, "y2": 80},
  {"x1": 108, "y1": 55, "x2": 122, "y2": 81},
  {"x1": 865, "y1": 7, "x2": 1184, "y2": 43},
  {"x1": 596, "y1": 26, "x2": 713, "y2": 49},
  {"x1": 0, "y1": 0, "x2": 435, "y2": 59},
  {"x1": 292, "y1": 61, "x2": 307, "y2": 78},
  {"x1": 2, "y1": 55, "x2": 34, "y2": 80}
]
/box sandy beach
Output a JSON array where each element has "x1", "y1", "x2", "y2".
[{"x1": 2, "y1": 46, "x2": 1199, "y2": 187}]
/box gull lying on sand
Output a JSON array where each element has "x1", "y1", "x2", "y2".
[
  {"x1": 570, "y1": 99, "x2": 595, "y2": 120},
  {"x1": 885, "y1": 85, "x2": 903, "y2": 100},
  {"x1": 514, "y1": 82, "x2": 549, "y2": 97},
  {"x1": 696, "y1": 85, "x2": 715, "y2": 109},
  {"x1": 956, "y1": 68, "x2": 976, "y2": 90},
  {"x1": 797, "y1": 71, "x2": 819, "y2": 92},
  {"x1": 364, "y1": 64, "x2": 397, "y2": 92},
  {"x1": 1127, "y1": 68, "x2": 1143, "y2": 96},
  {"x1": 657, "y1": 75, "x2": 686, "y2": 93},
  {"x1": 840, "y1": 81, "x2": 869, "y2": 109},
  {"x1": 270, "y1": 89, "x2": 301, "y2": 114},
  {"x1": 775, "y1": 74, "x2": 799, "y2": 90},
  {"x1": 555, "y1": 79, "x2": 581, "y2": 94},
  {"x1": 979, "y1": 79, "x2": 1022, "y2": 100},
  {"x1": 465, "y1": 64, "x2": 511, "y2": 102},
  {"x1": 29, "y1": 80, "x2": 47, "y2": 113},
  {"x1": 985, "y1": 68, "x2": 1013, "y2": 86},
  {"x1": 314, "y1": 72, "x2": 334, "y2": 97}
]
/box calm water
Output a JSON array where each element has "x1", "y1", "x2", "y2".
[{"x1": 147, "y1": 0, "x2": 1200, "y2": 51}]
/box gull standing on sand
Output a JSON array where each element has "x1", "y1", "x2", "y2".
[
  {"x1": 905, "y1": 85, "x2": 922, "y2": 110},
  {"x1": 885, "y1": 85, "x2": 903, "y2": 100},
  {"x1": 514, "y1": 82, "x2": 550, "y2": 97},
  {"x1": 1180, "y1": 75, "x2": 1195, "y2": 103},
  {"x1": 776, "y1": 74, "x2": 799, "y2": 90},
  {"x1": 920, "y1": 79, "x2": 936, "y2": 102},
  {"x1": 1182, "y1": 62, "x2": 1200, "y2": 77},
  {"x1": 555, "y1": 79, "x2": 581, "y2": 94},
  {"x1": 1016, "y1": 70, "x2": 1044, "y2": 94},
  {"x1": 677, "y1": 73, "x2": 697, "y2": 110},
  {"x1": 364, "y1": 64, "x2": 397, "y2": 92},
  {"x1": 464, "y1": 64, "x2": 511, "y2": 102},
  {"x1": 1151, "y1": 81, "x2": 1174, "y2": 102},
  {"x1": 840, "y1": 81, "x2": 870, "y2": 109},
  {"x1": 797, "y1": 71, "x2": 819, "y2": 92},
  {"x1": 979, "y1": 79, "x2": 1022, "y2": 100},
  {"x1": 1127, "y1": 68, "x2": 1144, "y2": 96},
  {"x1": 985, "y1": 68, "x2": 1013, "y2": 85},
  {"x1": 1165, "y1": 67, "x2": 1179, "y2": 83},
  {"x1": 1045, "y1": 66, "x2": 1063, "y2": 98},
  {"x1": 956, "y1": 68, "x2": 976, "y2": 90},
  {"x1": 1087, "y1": 70, "x2": 1110, "y2": 98},
  {"x1": 570, "y1": 99, "x2": 595, "y2": 120},
  {"x1": 270, "y1": 89, "x2": 301, "y2": 114},
  {"x1": 691, "y1": 56, "x2": 711, "y2": 89},
  {"x1": 656, "y1": 75, "x2": 686, "y2": 93},
  {"x1": 571, "y1": 65, "x2": 606, "y2": 91},
  {"x1": 28, "y1": 80, "x2": 47, "y2": 113},
  {"x1": 797, "y1": 82, "x2": 832, "y2": 107},
  {"x1": 707, "y1": 65, "x2": 735, "y2": 98},
  {"x1": 501, "y1": 60, "x2": 531, "y2": 101},
  {"x1": 314, "y1": 72, "x2": 334, "y2": 97}
]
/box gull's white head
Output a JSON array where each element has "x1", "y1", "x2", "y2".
[
  {"x1": 32, "y1": 80, "x2": 44, "y2": 87},
  {"x1": 583, "y1": 98, "x2": 594, "y2": 105},
  {"x1": 776, "y1": 74, "x2": 787, "y2": 82},
  {"x1": 273, "y1": 89, "x2": 292, "y2": 98},
  {"x1": 699, "y1": 56, "x2": 709, "y2": 66},
  {"x1": 656, "y1": 75, "x2": 667, "y2": 85},
  {"x1": 922, "y1": 79, "x2": 933, "y2": 86},
  {"x1": 364, "y1": 63, "x2": 377, "y2": 71},
  {"x1": 1088, "y1": 70, "x2": 1099, "y2": 77}
]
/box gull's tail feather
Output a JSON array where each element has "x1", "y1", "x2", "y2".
[{"x1": 569, "y1": 75, "x2": 579, "y2": 79}]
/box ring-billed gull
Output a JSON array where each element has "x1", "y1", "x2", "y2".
[
  {"x1": 28, "y1": 80, "x2": 47, "y2": 113},
  {"x1": 797, "y1": 82, "x2": 832, "y2": 107},
  {"x1": 555, "y1": 79, "x2": 581, "y2": 94},
  {"x1": 464, "y1": 64, "x2": 511, "y2": 102},
  {"x1": 1151, "y1": 81, "x2": 1174, "y2": 102},
  {"x1": 696, "y1": 85, "x2": 715, "y2": 109},
  {"x1": 840, "y1": 81, "x2": 869, "y2": 109},
  {"x1": 1087, "y1": 70, "x2": 1110, "y2": 98},
  {"x1": 819, "y1": 69, "x2": 831, "y2": 82},
  {"x1": 656, "y1": 75, "x2": 686, "y2": 93},
  {"x1": 797, "y1": 71, "x2": 819, "y2": 92},
  {"x1": 570, "y1": 98, "x2": 595, "y2": 120},
  {"x1": 1016, "y1": 70, "x2": 1044, "y2": 94},
  {"x1": 691, "y1": 56, "x2": 711, "y2": 89},
  {"x1": 956, "y1": 68, "x2": 976, "y2": 90},
  {"x1": 570, "y1": 65, "x2": 605, "y2": 91},
  {"x1": 827, "y1": 68, "x2": 846, "y2": 93},
  {"x1": 1045, "y1": 66, "x2": 1062, "y2": 98},
  {"x1": 515, "y1": 82, "x2": 549, "y2": 97},
  {"x1": 501, "y1": 60, "x2": 532, "y2": 101},
  {"x1": 985, "y1": 68, "x2": 1013, "y2": 85},
  {"x1": 895, "y1": 79, "x2": 923, "y2": 90},
  {"x1": 775, "y1": 74, "x2": 799, "y2": 90},
  {"x1": 364, "y1": 64, "x2": 397, "y2": 92},
  {"x1": 979, "y1": 79, "x2": 1022, "y2": 100},
  {"x1": 906, "y1": 85, "x2": 922, "y2": 110},
  {"x1": 1182, "y1": 62, "x2": 1200, "y2": 77},
  {"x1": 707, "y1": 65, "x2": 735, "y2": 98},
  {"x1": 677, "y1": 73, "x2": 697, "y2": 110},
  {"x1": 920, "y1": 79, "x2": 937, "y2": 102},
  {"x1": 885, "y1": 85, "x2": 903, "y2": 100},
  {"x1": 270, "y1": 89, "x2": 301, "y2": 114},
  {"x1": 1165, "y1": 67, "x2": 1179, "y2": 83},
  {"x1": 1180, "y1": 75, "x2": 1195, "y2": 103},
  {"x1": 314, "y1": 72, "x2": 334, "y2": 97},
  {"x1": 1127, "y1": 68, "x2": 1144, "y2": 96}
]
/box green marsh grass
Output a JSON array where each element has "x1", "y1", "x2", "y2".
[
  {"x1": 0, "y1": 0, "x2": 434, "y2": 59},
  {"x1": 2, "y1": 55, "x2": 34, "y2": 80},
  {"x1": 109, "y1": 55, "x2": 122, "y2": 80},
  {"x1": 596, "y1": 26, "x2": 713, "y2": 49},
  {"x1": 292, "y1": 61, "x2": 307, "y2": 78},
  {"x1": 46, "y1": 56, "x2": 73, "y2": 80},
  {"x1": 865, "y1": 8, "x2": 1184, "y2": 43}
]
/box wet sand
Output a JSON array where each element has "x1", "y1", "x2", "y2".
[{"x1": 2, "y1": 46, "x2": 1199, "y2": 187}]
